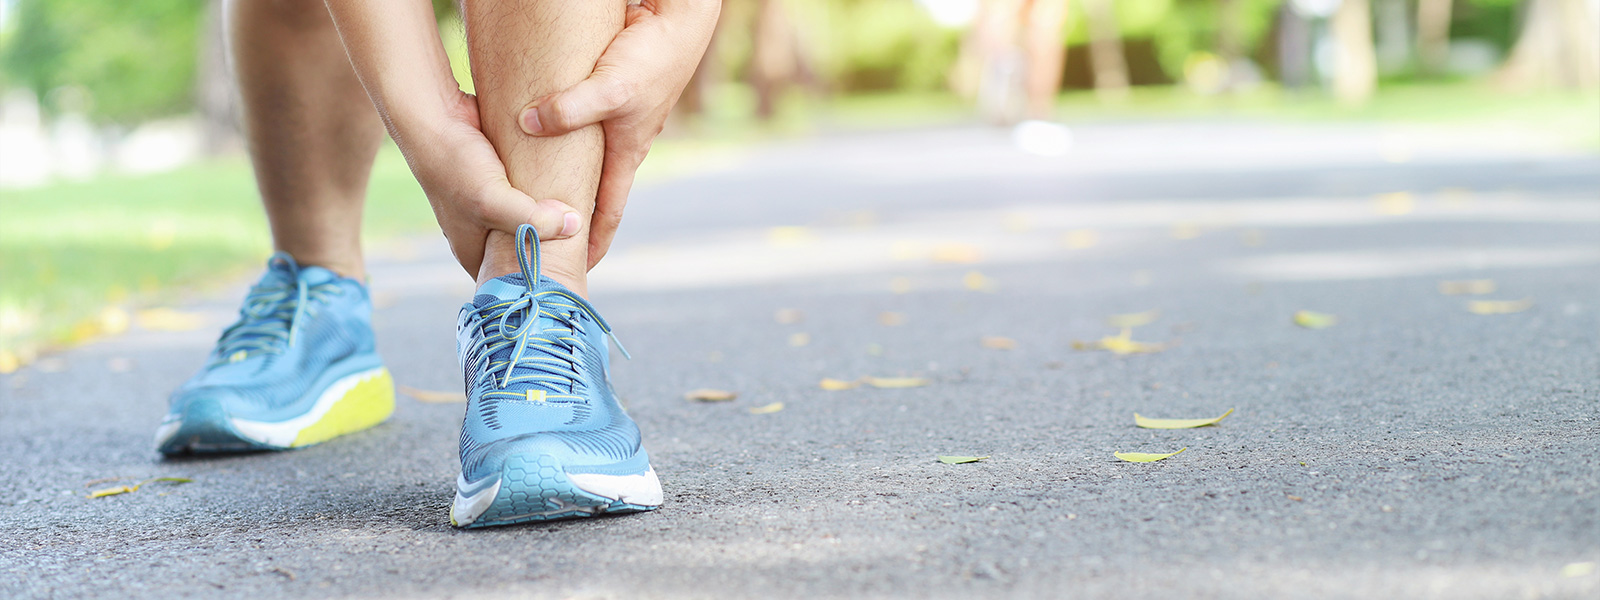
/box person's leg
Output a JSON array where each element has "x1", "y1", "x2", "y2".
[
  {"x1": 230, "y1": 0, "x2": 386, "y2": 279},
  {"x1": 460, "y1": 0, "x2": 625, "y2": 296}
]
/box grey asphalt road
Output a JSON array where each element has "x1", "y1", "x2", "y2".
[{"x1": 3, "y1": 121, "x2": 1598, "y2": 599}]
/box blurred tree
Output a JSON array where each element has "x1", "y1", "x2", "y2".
[
  {"x1": 1416, "y1": 0, "x2": 1453, "y2": 75},
  {"x1": 2, "y1": 0, "x2": 204, "y2": 123},
  {"x1": 1331, "y1": 0, "x2": 1377, "y2": 105},
  {"x1": 1083, "y1": 0, "x2": 1131, "y2": 100},
  {"x1": 1499, "y1": 0, "x2": 1600, "y2": 90},
  {"x1": 1022, "y1": 0, "x2": 1070, "y2": 118},
  {"x1": 194, "y1": 0, "x2": 238, "y2": 155}
]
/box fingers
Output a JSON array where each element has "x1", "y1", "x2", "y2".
[
  {"x1": 474, "y1": 183, "x2": 582, "y2": 241},
  {"x1": 586, "y1": 149, "x2": 643, "y2": 269},
  {"x1": 520, "y1": 73, "x2": 630, "y2": 137}
]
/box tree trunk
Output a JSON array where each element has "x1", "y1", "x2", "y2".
[
  {"x1": 749, "y1": 0, "x2": 796, "y2": 120},
  {"x1": 1082, "y1": 0, "x2": 1129, "y2": 102},
  {"x1": 1499, "y1": 0, "x2": 1600, "y2": 90},
  {"x1": 195, "y1": 0, "x2": 239, "y2": 155},
  {"x1": 1021, "y1": 0, "x2": 1069, "y2": 119},
  {"x1": 1416, "y1": 0, "x2": 1452, "y2": 75},
  {"x1": 1332, "y1": 0, "x2": 1377, "y2": 106}
]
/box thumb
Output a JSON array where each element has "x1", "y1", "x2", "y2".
[
  {"x1": 476, "y1": 184, "x2": 581, "y2": 241},
  {"x1": 519, "y1": 73, "x2": 629, "y2": 136}
]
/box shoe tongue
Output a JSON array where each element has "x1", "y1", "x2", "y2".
[
  {"x1": 472, "y1": 273, "x2": 577, "y2": 307},
  {"x1": 297, "y1": 266, "x2": 340, "y2": 286}
]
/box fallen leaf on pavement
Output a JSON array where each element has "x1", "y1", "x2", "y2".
[
  {"x1": 1073, "y1": 329, "x2": 1166, "y2": 355},
  {"x1": 980, "y1": 336, "x2": 1016, "y2": 350},
  {"x1": 963, "y1": 271, "x2": 996, "y2": 293},
  {"x1": 767, "y1": 226, "x2": 816, "y2": 246},
  {"x1": 1061, "y1": 229, "x2": 1098, "y2": 249},
  {"x1": 1114, "y1": 448, "x2": 1186, "y2": 463},
  {"x1": 748, "y1": 402, "x2": 785, "y2": 415},
  {"x1": 889, "y1": 277, "x2": 913, "y2": 294},
  {"x1": 1374, "y1": 192, "x2": 1414, "y2": 215},
  {"x1": 1286, "y1": 495, "x2": 1304, "y2": 502},
  {"x1": 865, "y1": 377, "x2": 929, "y2": 389},
  {"x1": 819, "y1": 378, "x2": 861, "y2": 391},
  {"x1": 399, "y1": 385, "x2": 466, "y2": 404},
  {"x1": 878, "y1": 312, "x2": 907, "y2": 326},
  {"x1": 1438, "y1": 279, "x2": 1496, "y2": 295},
  {"x1": 774, "y1": 308, "x2": 804, "y2": 324},
  {"x1": 1561, "y1": 562, "x2": 1597, "y2": 578},
  {"x1": 1107, "y1": 309, "x2": 1159, "y2": 328},
  {"x1": 932, "y1": 243, "x2": 982, "y2": 264},
  {"x1": 684, "y1": 388, "x2": 738, "y2": 402},
  {"x1": 788, "y1": 332, "x2": 810, "y2": 347},
  {"x1": 1467, "y1": 298, "x2": 1533, "y2": 315},
  {"x1": 937, "y1": 456, "x2": 988, "y2": 464},
  {"x1": 87, "y1": 477, "x2": 192, "y2": 499},
  {"x1": 136, "y1": 308, "x2": 206, "y2": 332},
  {"x1": 1293, "y1": 310, "x2": 1338, "y2": 329},
  {"x1": 1134, "y1": 408, "x2": 1235, "y2": 429}
]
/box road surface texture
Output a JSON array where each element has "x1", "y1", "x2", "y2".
[{"x1": 4, "y1": 122, "x2": 1598, "y2": 599}]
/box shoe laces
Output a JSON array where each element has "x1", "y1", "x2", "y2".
[
  {"x1": 468, "y1": 224, "x2": 627, "y2": 403},
  {"x1": 211, "y1": 253, "x2": 343, "y2": 365}
]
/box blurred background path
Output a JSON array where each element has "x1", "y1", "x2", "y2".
[{"x1": 3, "y1": 121, "x2": 1597, "y2": 599}]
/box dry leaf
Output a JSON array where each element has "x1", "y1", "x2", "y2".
[
  {"x1": 99, "y1": 306, "x2": 130, "y2": 335},
  {"x1": 980, "y1": 336, "x2": 1016, "y2": 350},
  {"x1": 1438, "y1": 279, "x2": 1496, "y2": 295},
  {"x1": 865, "y1": 343, "x2": 884, "y2": 356},
  {"x1": 399, "y1": 385, "x2": 466, "y2": 404},
  {"x1": 86, "y1": 477, "x2": 192, "y2": 499},
  {"x1": 878, "y1": 312, "x2": 907, "y2": 326},
  {"x1": 136, "y1": 308, "x2": 206, "y2": 332},
  {"x1": 788, "y1": 333, "x2": 810, "y2": 347},
  {"x1": 1003, "y1": 214, "x2": 1033, "y2": 233},
  {"x1": 932, "y1": 243, "x2": 982, "y2": 264},
  {"x1": 684, "y1": 388, "x2": 738, "y2": 402},
  {"x1": 1293, "y1": 310, "x2": 1338, "y2": 329},
  {"x1": 774, "y1": 308, "x2": 804, "y2": 324},
  {"x1": 1240, "y1": 229, "x2": 1264, "y2": 246},
  {"x1": 1114, "y1": 448, "x2": 1187, "y2": 463},
  {"x1": 748, "y1": 402, "x2": 785, "y2": 415},
  {"x1": 1107, "y1": 309, "x2": 1159, "y2": 328},
  {"x1": 1561, "y1": 562, "x2": 1597, "y2": 578},
  {"x1": 767, "y1": 226, "x2": 816, "y2": 246},
  {"x1": 963, "y1": 271, "x2": 996, "y2": 292},
  {"x1": 819, "y1": 378, "x2": 861, "y2": 391},
  {"x1": 1170, "y1": 223, "x2": 1201, "y2": 240},
  {"x1": 1374, "y1": 192, "x2": 1415, "y2": 215},
  {"x1": 1134, "y1": 408, "x2": 1235, "y2": 429},
  {"x1": 1286, "y1": 495, "x2": 1304, "y2": 502},
  {"x1": 865, "y1": 377, "x2": 929, "y2": 389},
  {"x1": 1072, "y1": 329, "x2": 1166, "y2": 355},
  {"x1": 937, "y1": 455, "x2": 988, "y2": 464},
  {"x1": 1061, "y1": 229, "x2": 1098, "y2": 249},
  {"x1": 1468, "y1": 298, "x2": 1533, "y2": 315},
  {"x1": 889, "y1": 277, "x2": 913, "y2": 294}
]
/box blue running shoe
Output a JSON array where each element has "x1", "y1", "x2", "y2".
[
  {"x1": 450, "y1": 224, "x2": 662, "y2": 528},
  {"x1": 155, "y1": 253, "x2": 394, "y2": 455}
]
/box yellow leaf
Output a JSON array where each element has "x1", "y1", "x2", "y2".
[
  {"x1": 1438, "y1": 279, "x2": 1496, "y2": 295},
  {"x1": 1293, "y1": 310, "x2": 1338, "y2": 329},
  {"x1": 819, "y1": 378, "x2": 861, "y2": 391},
  {"x1": 937, "y1": 455, "x2": 988, "y2": 464},
  {"x1": 88, "y1": 485, "x2": 136, "y2": 498},
  {"x1": 398, "y1": 385, "x2": 466, "y2": 404},
  {"x1": 774, "y1": 308, "x2": 804, "y2": 324},
  {"x1": 963, "y1": 271, "x2": 996, "y2": 292},
  {"x1": 0, "y1": 351, "x2": 18, "y2": 375},
  {"x1": 767, "y1": 226, "x2": 815, "y2": 247},
  {"x1": 1134, "y1": 408, "x2": 1235, "y2": 429},
  {"x1": 684, "y1": 388, "x2": 737, "y2": 402},
  {"x1": 878, "y1": 312, "x2": 907, "y2": 326},
  {"x1": 1107, "y1": 309, "x2": 1159, "y2": 328},
  {"x1": 136, "y1": 308, "x2": 206, "y2": 332},
  {"x1": 865, "y1": 377, "x2": 929, "y2": 389},
  {"x1": 748, "y1": 402, "x2": 785, "y2": 415},
  {"x1": 1561, "y1": 562, "x2": 1597, "y2": 578},
  {"x1": 1114, "y1": 448, "x2": 1187, "y2": 463},
  {"x1": 980, "y1": 336, "x2": 1016, "y2": 350},
  {"x1": 1171, "y1": 223, "x2": 1201, "y2": 240},
  {"x1": 99, "y1": 306, "x2": 130, "y2": 335},
  {"x1": 932, "y1": 243, "x2": 982, "y2": 264},
  {"x1": 1467, "y1": 298, "x2": 1533, "y2": 315},
  {"x1": 1374, "y1": 192, "x2": 1415, "y2": 215},
  {"x1": 788, "y1": 332, "x2": 810, "y2": 347},
  {"x1": 1074, "y1": 329, "x2": 1166, "y2": 355},
  {"x1": 1003, "y1": 213, "x2": 1032, "y2": 233},
  {"x1": 1060, "y1": 229, "x2": 1098, "y2": 249},
  {"x1": 889, "y1": 277, "x2": 913, "y2": 294}
]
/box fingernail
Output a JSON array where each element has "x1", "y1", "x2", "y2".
[
  {"x1": 521, "y1": 107, "x2": 542, "y2": 134},
  {"x1": 559, "y1": 212, "x2": 580, "y2": 237}
]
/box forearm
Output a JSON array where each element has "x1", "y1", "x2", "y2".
[{"x1": 322, "y1": 0, "x2": 459, "y2": 141}]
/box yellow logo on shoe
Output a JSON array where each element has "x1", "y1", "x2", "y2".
[{"x1": 525, "y1": 390, "x2": 546, "y2": 403}]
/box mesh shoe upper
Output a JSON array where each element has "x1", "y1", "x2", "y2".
[
  {"x1": 167, "y1": 253, "x2": 379, "y2": 423},
  {"x1": 455, "y1": 240, "x2": 644, "y2": 485}
]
